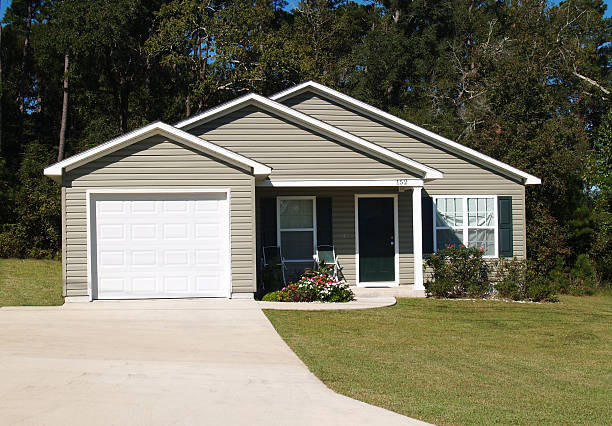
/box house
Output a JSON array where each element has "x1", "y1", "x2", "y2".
[{"x1": 44, "y1": 81, "x2": 540, "y2": 301}]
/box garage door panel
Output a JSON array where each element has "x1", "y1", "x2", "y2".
[{"x1": 93, "y1": 192, "x2": 230, "y2": 299}]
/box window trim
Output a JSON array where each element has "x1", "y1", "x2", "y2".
[
  {"x1": 432, "y1": 195, "x2": 499, "y2": 258},
  {"x1": 276, "y1": 196, "x2": 317, "y2": 263}
]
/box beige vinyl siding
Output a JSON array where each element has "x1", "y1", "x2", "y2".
[
  {"x1": 62, "y1": 136, "x2": 255, "y2": 297},
  {"x1": 282, "y1": 92, "x2": 527, "y2": 258},
  {"x1": 189, "y1": 105, "x2": 419, "y2": 180},
  {"x1": 256, "y1": 188, "x2": 415, "y2": 286}
]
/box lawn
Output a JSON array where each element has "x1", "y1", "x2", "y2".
[
  {"x1": 264, "y1": 295, "x2": 612, "y2": 425},
  {"x1": 0, "y1": 258, "x2": 63, "y2": 306}
]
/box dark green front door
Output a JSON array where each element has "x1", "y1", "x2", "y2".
[{"x1": 358, "y1": 197, "x2": 395, "y2": 282}]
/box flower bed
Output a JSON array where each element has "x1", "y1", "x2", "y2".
[{"x1": 262, "y1": 269, "x2": 354, "y2": 303}]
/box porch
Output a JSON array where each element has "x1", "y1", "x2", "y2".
[{"x1": 255, "y1": 180, "x2": 425, "y2": 293}]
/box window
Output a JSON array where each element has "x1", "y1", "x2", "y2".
[
  {"x1": 277, "y1": 197, "x2": 317, "y2": 263},
  {"x1": 433, "y1": 195, "x2": 497, "y2": 257}
]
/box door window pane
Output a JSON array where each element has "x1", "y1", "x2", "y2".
[
  {"x1": 468, "y1": 228, "x2": 495, "y2": 255},
  {"x1": 436, "y1": 198, "x2": 463, "y2": 227},
  {"x1": 279, "y1": 199, "x2": 313, "y2": 229},
  {"x1": 281, "y1": 231, "x2": 314, "y2": 260}
]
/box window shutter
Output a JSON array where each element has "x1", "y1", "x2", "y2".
[
  {"x1": 261, "y1": 197, "x2": 277, "y2": 247},
  {"x1": 316, "y1": 197, "x2": 333, "y2": 246},
  {"x1": 422, "y1": 193, "x2": 434, "y2": 255},
  {"x1": 498, "y1": 196, "x2": 513, "y2": 257}
]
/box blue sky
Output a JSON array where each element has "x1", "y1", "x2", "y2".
[{"x1": 1, "y1": 0, "x2": 611, "y2": 21}]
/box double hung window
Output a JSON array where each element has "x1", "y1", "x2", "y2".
[{"x1": 433, "y1": 195, "x2": 497, "y2": 257}]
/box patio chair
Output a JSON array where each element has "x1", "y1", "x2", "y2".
[
  {"x1": 315, "y1": 245, "x2": 343, "y2": 280},
  {"x1": 261, "y1": 245, "x2": 287, "y2": 291}
]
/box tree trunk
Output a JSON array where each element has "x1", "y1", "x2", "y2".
[
  {"x1": 0, "y1": 0, "x2": 3, "y2": 155},
  {"x1": 119, "y1": 77, "x2": 129, "y2": 134},
  {"x1": 57, "y1": 54, "x2": 69, "y2": 162},
  {"x1": 18, "y1": 1, "x2": 32, "y2": 146}
]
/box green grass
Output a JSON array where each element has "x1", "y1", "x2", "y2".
[
  {"x1": 0, "y1": 258, "x2": 63, "y2": 306},
  {"x1": 264, "y1": 295, "x2": 612, "y2": 425}
]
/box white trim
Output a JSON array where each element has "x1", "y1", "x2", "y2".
[
  {"x1": 354, "y1": 194, "x2": 400, "y2": 287},
  {"x1": 271, "y1": 81, "x2": 541, "y2": 185},
  {"x1": 432, "y1": 195, "x2": 499, "y2": 258},
  {"x1": 257, "y1": 178, "x2": 424, "y2": 188},
  {"x1": 276, "y1": 196, "x2": 317, "y2": 263},
  {"x1": 44, "y1": 122, "x2": 271, "y2": 181},
  {"x1": 86, "y1": 188, "x2": 233, "y2": 301},
  {"x1": 412, "y1": 187, "x2": 424, "y2": 290},
  {"x1": 175, "y1": 93, "x2": 442, "y2": 180}
]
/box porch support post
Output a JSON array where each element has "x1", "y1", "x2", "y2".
[{"x1": 412, "y1": 186, "x2": 424, "y2": 290}]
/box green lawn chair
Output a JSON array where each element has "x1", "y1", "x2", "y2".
[{"x1": 315, "y1": 245, "x2": 342, "y2": 280}]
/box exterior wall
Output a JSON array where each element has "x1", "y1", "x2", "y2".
[
  {"x1": 282, "y1": 92, "x2": 527, "y2": 258},
  {"x1": 62, "y1": 135, "x2": 255, "y2": 297},
  {"x1": 189, "y1": 105, "x2": 419, "y2": 180},
  {"x1": 256, "y1": 188, "x2": 415, "y2": 286}
]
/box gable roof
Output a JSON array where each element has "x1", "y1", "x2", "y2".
[
  {"x1": 43, "y1": 121, "x2": 272, "y2": 182},
  {"x1": 271, "y1": 81, "x2": 541, "y2": 185},
  {"x1": 175, "y1": 93, "x2": 443, "y2": 180}
]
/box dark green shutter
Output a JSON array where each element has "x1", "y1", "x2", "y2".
[
  {"x1": 261, "y1": 197, "x2": 277, "y2": 247},
  {"x1": 316, "y1": 197, "x2": 333, "y2": 246},
  {"x1": 498, "y1": 196, "x2": 513, "y2": 257},
  {"x1": 422, "y1": 193, "x2": 434, "y2": 255}
]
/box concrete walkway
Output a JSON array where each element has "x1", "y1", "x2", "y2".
[
  {"x1": 0, "y1": 299, "x2": 428, "y2": 426},
  {"x1": 258, "y1": 296, "x2": 397, "y2": 310}
]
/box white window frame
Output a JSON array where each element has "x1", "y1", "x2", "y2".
[
  {"x1": 276, "y1": 196, "x2": 317, "y2": 263},
  {"x1": 432, "y1": 195, "x2": 499, "y2": 258}
]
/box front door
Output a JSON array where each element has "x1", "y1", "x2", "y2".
[{"x1": 357, "y1": 197, "x2": 396, "y2": 283}]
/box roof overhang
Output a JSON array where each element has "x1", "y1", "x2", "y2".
[
  {"x1": 175, "y1": 93, "x2": 443, "y2": 180},
  {"x1": 43, "y1": 122, "x2": 271, "y2": 182},
  {"x1": 257, "y1": 178, "x2": 424, "y2": 188},
  {"x1": 271, "y1": 81, "x2": 541, "y2": 185}
]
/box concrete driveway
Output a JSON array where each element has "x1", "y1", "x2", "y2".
[{"x1": 0, "y1": 299, "x2": 427, "y2": 425}]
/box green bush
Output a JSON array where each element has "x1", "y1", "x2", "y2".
[
  {"x1": 524, "y1": 276, "x2": 559, "y2": 302},
  {"x1": 494, "y1": 257, "x2": 558, "y2": 302},
  {"x1": 567, "y1": 254, "x2": 597, "y2": 295},
  {"x1": 494, "y1": 257, "x2": 528, "y2": 300},
  {"x1": 262, "y1": 291, "x2": 286, "y2": 302},
  {"x1": 425, "y1": 245, "x2": 489, "y2": 298}
]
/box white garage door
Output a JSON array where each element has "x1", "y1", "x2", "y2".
[{"x1": 92, "y1": 192, "x2": 230, "y2": 299}]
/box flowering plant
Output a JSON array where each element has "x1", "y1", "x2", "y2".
[{"x1": 278, "y1": 269, "x2": 354, "y2": 302}]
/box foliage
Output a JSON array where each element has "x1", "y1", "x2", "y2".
[
  {"x1": 261, "y1": 290, "x2": 287, "y2": 302},
  {"x1": 426, "y1": 248, "x2": 558, "y2": 302},
  {"x1": 266, "y1": 268, "x2": 354, "y2": 303},
  {"x1": 424, "y1": 245, "x2": 489, "y2": 298},
  {"x1": 493, "y1": 257, "x2": 529, "y2": 300},
  {"x1": 493, "y1": 257, "x2": 559, "y2": 302},
  {"x1": 0, "y1": 142, "x2": 60, "y2": 258}
]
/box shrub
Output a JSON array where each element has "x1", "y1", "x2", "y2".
[
  {"x1": 494, "y1": 257, "x2": 528, "y2": 300},
  {"x1": 524, "y1": 275, "x2": 559, "y2": 302},
  {"x1": 425, "y1": 245, "x2": 489, "y2": 298},
  {"x1": 262, "y1": 291, "x2": 286, "y2": 302},
  {"x1": 567, "y1": 254, "x2": 597, "y2": 295},
  {"x1": 494, "y1": 257, "x2": 558, "y2": 302}
]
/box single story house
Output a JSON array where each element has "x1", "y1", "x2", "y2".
[{"x1": 44, "y1": 81, "x2": 540, "y2": 301}]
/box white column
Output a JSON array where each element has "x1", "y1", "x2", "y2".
[{"x1": 412, "y1": 186, "x2": 424, "y2": 290}]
